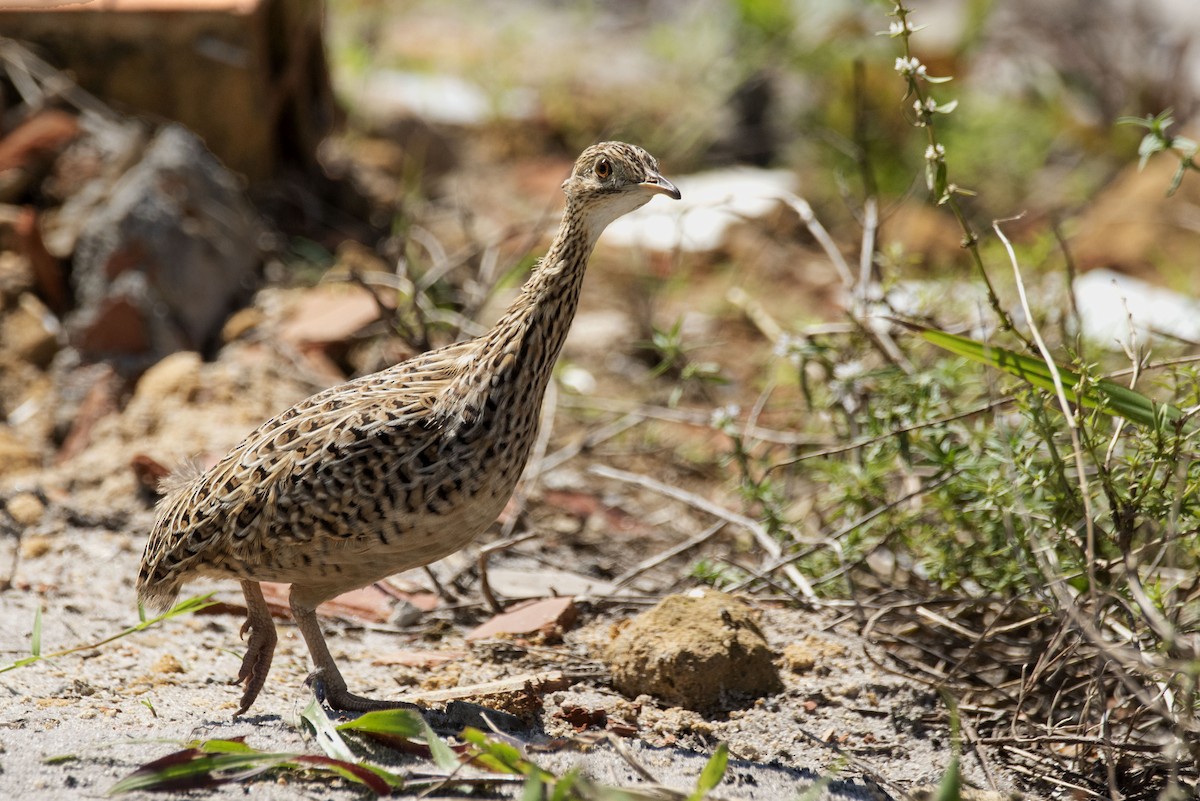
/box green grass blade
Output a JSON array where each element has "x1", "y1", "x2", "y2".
[
  {"x1": 917, "y1": 328, "x2": 1182, "y2": 428},
  {"x1": 689, "y1": 742, "x2": 729, "y2": 801},
  {"x1": 1, "y1": 593, "x2": 218, "y2": 675},
  {"x1": 31, "y1": 605, "x2": 42, "y2": 658},
  {"x1": 935, "y1": 756, "x2": 961, "y2": 801}
]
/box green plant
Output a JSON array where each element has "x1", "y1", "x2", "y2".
[
  {"x1": 1119, "y1": 109, "x2": 1200, "y2": 195},
  {"x1": 644, "y1": 317, "x2": 728, "y2": 406},
  {"x1": 113, "y1": 694, "x2": 735, "y2": 800},
  {"x1": 0, "y1": 594, "x2": 216, "y2": 675}
]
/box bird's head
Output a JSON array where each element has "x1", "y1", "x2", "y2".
[{"x1": 561, "y1": 141, "x2": 680, "y2": 233}]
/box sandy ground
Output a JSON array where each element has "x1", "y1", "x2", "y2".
[{"x1": 0, "y1": 504, "x2": 1023, "y2": 801}]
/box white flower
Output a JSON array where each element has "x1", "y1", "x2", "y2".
[
  {"x1": 894, "y1": 56, "x2": 925, "y2": 77},
  {"x1": 710, "y1": 404, "x2": 741, "y2": 432},
  {"x1": 924, "y1": 143, "x2": 946, "y2": 161},
  {"x1": 832, "y1": 360, "x2": 866, "y2": 381},
  {"x1": 773, "y1": 334, "x2": 802, "y2": 359}
]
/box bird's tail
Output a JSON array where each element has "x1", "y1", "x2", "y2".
[{"x1": 136, "y1": 564, "x2": 182, "y2": 614}]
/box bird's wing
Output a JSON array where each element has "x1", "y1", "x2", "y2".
[{"x1": 137, "y1": 340, "x2": 476, "y2": 607}]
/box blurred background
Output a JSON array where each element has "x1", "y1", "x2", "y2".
[{"x1": 3, "y1": 3, "x2": 1200, "y2": 796}]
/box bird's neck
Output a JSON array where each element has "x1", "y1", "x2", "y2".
[{"x1": 486, "y1": 203, "x2": 596, "y2": 372}]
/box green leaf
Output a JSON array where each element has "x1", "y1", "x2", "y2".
[
  {"x1": 199, "y1": 738, "x2": 256, "y2": 754},
  {"x1": 549, "y1": 768, "x2": 581, "y2": 801},
  {"x1": 109, "y1": 738, "x2": 399, "y2": 796},
  {"x1": 522, "y1": 773, "x2": 546, "y2": 801},
  {"x1": 336, "y1": 708, "x2": 425, "y2": 739},
  {"x1": 109, "y1": 747, "x2": 290, "y2": 794},
  {"x1": 689, "y1": 742, "x2": 729, "y2": 801},
  {"x1": 423, "y1": 721, "x2": 461, "y2": 772},
  {"x1": 300, "y1": 696, "x2": 357, "y2": 763},
  {"x1": 912, "y1": 327, "x2": 1183, "y2": 429}
]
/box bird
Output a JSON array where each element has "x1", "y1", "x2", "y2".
[{"x1": 136, "y1": 142, "x2": 680, "y2": 718}]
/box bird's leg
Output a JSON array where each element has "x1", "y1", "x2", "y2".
[
  {"x1": 290, "y1": 585, "x2": 410, "y2": 712},
  {"x1": 289, "y1": 585, "x2": 523, "y2": 732},
  {"x1": 233, "y1": 580, "x2": 277, "y2": 718}
]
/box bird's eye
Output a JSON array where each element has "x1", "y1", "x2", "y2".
[{"x1": 594, "y1": 159, "x2": 612, "y2": 179}]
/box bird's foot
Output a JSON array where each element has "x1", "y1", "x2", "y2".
[
  {"x1": 305, "y1": 670, "x2": 525, "y2": 735},
  {"x1": 231, "y1": 618, "x2": 277, "y2": 719}
]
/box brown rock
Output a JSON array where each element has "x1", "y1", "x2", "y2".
[
  {"x1": 220, "y1": 306, "x2": 264, "y2": 343},
  {"x1": 1, "y1": 292, "x2": 59, "y2": 367},
  {"x1": 0, "y1": 249, "x2": 33, "y2": 301},
  {"x1": 780, "y1": 635, "x2": 846, "y2": 674},
  {"x1": 607, "y1": 590, "x2": 781, "y2": 712},
  {"x1": 20, "y1": 534, "x2": 53, "y2": 559},
  {"x1": 0, "y1": 426, "x2": 41, "y2": 477},
  {"x1": 132, "y1": 351, "x2": 202, "y2": 405},
  {"x1": 151, "y1": 654, "x2": 185, "y2": 675},
  {"x1": 6, "y1": 492, "x2": 45, "y2": 526},
  {"x1": 878, "y1": 199, "x2": 965, "y2": 270}
]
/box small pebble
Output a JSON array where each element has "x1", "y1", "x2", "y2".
[
  {"x1": 7, "y1": 492, "x2": 45, "y2": 526},
  {"x1": 20, "y1": 534, "x2": 53, "y2": 559},
  {"x1": 151, "y1": 654, "x2": 185, "y2": 674}
]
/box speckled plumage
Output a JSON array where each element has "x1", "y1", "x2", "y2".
[{"x1": 136, "y1": 142, "x2": 679, "y2": 717}]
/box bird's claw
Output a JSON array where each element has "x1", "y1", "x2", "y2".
[{"x1": 302, "y1": 671, "x2": 525, "y2": 735}]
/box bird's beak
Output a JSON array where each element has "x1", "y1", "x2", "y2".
[{"x1": 640, "y1": 173, "x2": 681, "y2": 200}]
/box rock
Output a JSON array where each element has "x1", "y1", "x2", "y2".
[
  {"x1": 0, "y1": 109, "x2": 81, "y2": 202},
  {"x1": 151, "y1": 654, "x2": 185, "y2": 675},
  {"x1": 20, "y1": 534, "x2": 53, "y2": 559},
  {"x1": 0, "y1": 426, "x2": 41, "y2": 477},
  {"x1": 781, "y1": 635, "x2": 847, "y2": 674},
  {"x1": 5, "y1": 492, "x2": 45, "y2": 526},
  {"x1": 607, "y1": 590, "x2": 781, "y2": 712},
  {"x1": 129, "y1": 454, "x2": 170, "y2": 495},
  {"x1": 132, "y1": 351, "x2": 203, "y2": 406},
  {"x1": 220, "y1": 306, "x2": 264, "y2": 343},
  {"x1": 69, "y1": 124, "x2": 259, "y2": 366},
  {"x1": 1, "y1": 293, "x2": 59, "y2": 368},
  {"x1": 877, "y1": 199, "x2": 965, "y2": 269}
]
